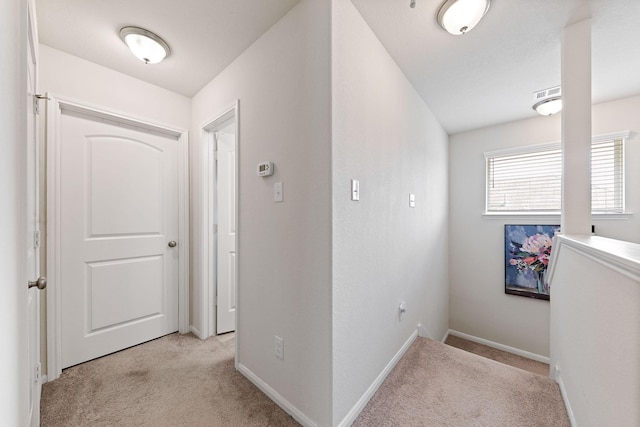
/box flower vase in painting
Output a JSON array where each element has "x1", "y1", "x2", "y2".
[{"x1": 504, "y1": 225, "x2": 559, "y2": 300}]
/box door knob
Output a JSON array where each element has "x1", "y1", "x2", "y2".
[
  {"x1": 28, "y1": 276, "x2": 47, "y2": 290},
  {"x1": 168, "y1": 241, "x2": 177, "y2": 248}
]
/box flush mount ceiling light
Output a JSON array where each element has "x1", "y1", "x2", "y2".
[
  {"x1": 532, "y1": 86, "x2": 562, "y2": 116},
  {"x1": 119, "y1": 26, "x2": 170, "y2": 64},
  {"x1": 533, "y1": 97, "x2": 562, "y2": 116},
  {"x1": 436, "y1": 0, "x2": 492, "y2": 35}
]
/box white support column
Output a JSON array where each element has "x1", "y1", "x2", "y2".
[{"x1": 561, "y1": 19, "x2": 592, "y2": 235}]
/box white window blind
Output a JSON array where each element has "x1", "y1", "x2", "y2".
[{"x1": 486, "y1": 134, "x2": 626, "y2": 213}]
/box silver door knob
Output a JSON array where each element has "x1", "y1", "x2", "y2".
[
  {"x1": 28, "y1": 277, "x2": 47, "y2": 290},
  {"x1": 168, "y1": 241, "x2": 177, "y2": 248}
]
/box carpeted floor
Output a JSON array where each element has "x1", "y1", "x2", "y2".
[
  {"x1": 41, "y1": 333, "x2": 298, "y2": 426},
  {"x1": 354, "y1": 337, "x2": 570, "y2": 427},
  {"x1": 42, "y1": 334, "x2": 569, "y2": 426},
  {"x1": 444, "y1": 334, "x2": 550, "y2": 376}
]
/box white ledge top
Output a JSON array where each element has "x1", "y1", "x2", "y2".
[
  {"x1": 558, "y1": 235, "x2": 640, "y2": 263},
  {"x1": 548, "y1": 234, "x2": 640, "y2": 284}
]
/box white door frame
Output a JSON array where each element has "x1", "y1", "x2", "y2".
[
  {"x1": 46, "y1": 96, "x2": 190, "y2": 381},
  {"x1": 197, "y1": 101, "x2": 239, "y2": 341}
]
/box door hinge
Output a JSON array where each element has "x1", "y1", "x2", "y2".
[
  {"x1": 33, "y1": 229, "x2": 40, "y2": 249},
  {"x1": 33, "y1": 94, "x2": 50, "y2": 115},
  {"x1": 213, "y1": 224, "x2": 218, "y2": 234},
  {"x1": 34, "y1": 362, "x2": 41, "y2": 384}
]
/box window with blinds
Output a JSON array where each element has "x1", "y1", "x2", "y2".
[{"x1": 486, "y1": 136, "x2": 625, "y2": 213}]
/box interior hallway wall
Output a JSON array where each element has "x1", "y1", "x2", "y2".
[
  {"x1": 38, "y1": 45, "x2": 192, "y2": 373},
  {"x1": 448, "y1": 94, "x2": 640, "y2": 358},
  {"x1": 332, "y1": 0, "x2": 450, "y2": 424},
  {"x1": 190, "y1": 0, "x2": 332, "y2": 424}
]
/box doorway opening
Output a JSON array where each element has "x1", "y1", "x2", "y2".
[{"x1": 202, "y1": 102, "x2": 239, "y2": 340}]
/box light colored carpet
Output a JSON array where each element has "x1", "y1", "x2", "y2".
[
  {"x1": 445, "y1": 334, "x2": 550, "y2": 377},
  {"x1": 41, "y1": 333, "x2": 298, "y2": 426},
  {"x1": 42, "y1": 334, "x2": 569, "y2": 426},
  {"x1": 353, "y1": 337, "x2": 570, "y2": 427}
]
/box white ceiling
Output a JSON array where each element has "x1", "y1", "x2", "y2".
[
  {"x1": 35, "y1": 0, "x2": 300, "y2": 97},
  {"x1": 352, "y1": 0, "x2": 640, "y2": 133},
  {"x1": 36, "y1": 0, "x2": 640, "y2": 134}
]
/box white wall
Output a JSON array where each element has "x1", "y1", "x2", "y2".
[
  {"x1": 332, "y1": 0, "x2": 449, "y2": 424},
  {"x1": 39, "y1": 45, "x2": 191, "y2": 128},
  {"x1": 190, "y1": 1, "x2": 332, "y2": 425},
  {"x1": 0, "y1": 0, "x2": 29, "y2": 423},
  {"x1": 549, "y1": 236, "x2": 640, "y2": 426},
  {"x1": 38, "y1": 45, "x2": 192, "y2": 372},
  {"x1": 449, "y1": 95, "x2": 640, "y2": 357}
]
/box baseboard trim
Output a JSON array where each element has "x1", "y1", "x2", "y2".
[
  {"x1": 337, "y1": 328, "x2": 419, "y2": 427},
  {"x1": 237, "y1": 363, "x2": 318, "y2": 427},
  {"x1": 42, "y1": 374, "x2": 48, "y2": 384},
  {"x1": 189, "y1": 325, "x2": 204, "y2": 339},
  {"x1": 553, "y1": 365, "x2": 577, "y2": 427},
  {"x1": 446, "y1": 330, "x2": 550, "y2": 364}
]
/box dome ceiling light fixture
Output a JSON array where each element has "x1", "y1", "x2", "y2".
[
  {"x1": 532, "y1": 86, "x2": 562, "y2": 116},
  {"x1": 119, "y1": 26, "x2": 170, "y2": 64},
  {"x1": 436, "y1": 0, "x2": 492, "y2": 35}
]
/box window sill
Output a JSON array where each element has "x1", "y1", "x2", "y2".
[{"x1": 482, "y1": 212, "x2": 633, "y2": 220}]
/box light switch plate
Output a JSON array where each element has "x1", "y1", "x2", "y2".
[
  {"x1": 351, "y1": 179, "x2": 360, "y2": 201},
  {"x1": 274, "y1": 181, "x2": 284, "y2": 202}
]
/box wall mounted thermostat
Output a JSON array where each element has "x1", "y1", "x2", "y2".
[{"x1": 257, "y1": 161, "x2": 274, "y2": 177}]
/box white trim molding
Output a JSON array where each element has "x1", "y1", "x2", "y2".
[
  {"x1": 446, "y1": 330, "x2": 550, "y2": 364},
  {"x1": 237, "y1": 363, "x2": 318, "y2": 427},
  {"x1": 552, "y1": 365, "x2": 577, "y2": 427},
  {"x1": 45, "y1": 94, "x2": 189, "y2": 380},
  {"x1": 194, "y1": 101, "x2": 240, "y2": 341},
  {"x1": 337, "y1": 328, "x2": 419, "y2": 427}
]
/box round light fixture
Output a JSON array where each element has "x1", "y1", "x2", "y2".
[
  {"x1": 119, "y1": 26, "x2": 170, "y2": 64},
  {"x1": 533, "y1": 97, "x2": 563, "y2": 116},
  {"x1": 436, "y1": 0, "x2": 492, "y2": 35}
]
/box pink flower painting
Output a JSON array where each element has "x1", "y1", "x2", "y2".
[{"x1": 505, "y1": 225, "x2": 560, "y2": 300}]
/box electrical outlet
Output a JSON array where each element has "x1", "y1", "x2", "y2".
[
  {"x1": 399, "y1": 301, "x2": 407, "y2": 321},
  {"x1": 274, "y1": 335, "x2": 284, "y2": 359}
]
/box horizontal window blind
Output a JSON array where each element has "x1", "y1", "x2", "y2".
[{"x1": 486, "y1": 138, "x2": 624, "y2": 213}]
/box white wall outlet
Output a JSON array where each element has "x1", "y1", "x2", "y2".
[
  {"x1": 274, "y1": 181, "x2": 284, "y2": 202},
  {"x1": 274, "y1": 335, "x2": 284, "y2": 359},
  {"x1": 399, "y1": 301, "x2": 407, "y2": 321},
  {"x1": 351, "y1": 179, "x2": 360, "y2": 201},
  {"x1": 409, "y1": 193, "x2": 415, "y2": 208}
]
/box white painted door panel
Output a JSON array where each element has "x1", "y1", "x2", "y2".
[
  {"x1": 60, "y1": 111, "x2": 179, "y2": 368},
  {"x1": 216, "y1": 131, "x2": 236, "y2": 334},
  {"x1": 26, "y1": 6, "x2": 41, "y2": 425}
]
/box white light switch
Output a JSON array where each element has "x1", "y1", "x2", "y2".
[
  {"x1": 274, "y1": 181, "x2": 284, "y2": 202},
  {"x1": 351, "y1": 179, "x2": 360, "y2": 201},
  {"x1": 409, "y1": 193, "x2": 415, "y2": 208}
]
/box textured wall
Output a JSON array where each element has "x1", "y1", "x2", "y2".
[
  {"x1": 332, "y1": 0, "x2": 449, "y2": 424},
  {"x1": 191, "y1": 1, "x2": 332, "y2": 424}
]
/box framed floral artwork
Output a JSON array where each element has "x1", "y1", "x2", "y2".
[{"x1": 504, "y1": 224, "x2": 560, "y2": 301}]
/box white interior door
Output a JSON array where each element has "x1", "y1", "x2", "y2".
[
  {"x1": 216, "y1": 130, "x2": 237, "y2": 334},
  {"x1": 26, "y1": 4, "x2": 41, "y2": 425},
  {"x1": 59, "y1": 109, "x2": 179, "y2": 368}
]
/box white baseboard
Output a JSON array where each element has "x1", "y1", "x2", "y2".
[
  {"x1": 441, "y1": 329, "x2": 450, "y2": 343},
  {"x1": 553, "y1": 365, "x2": 577, "y2": 427},
  {"x1": 337, "y1": 328, "x2": 419, "y2": 427},
  {"x1": 237, "y1": 363, "x2": 318, "y2": 427},
  {"x1": 446, "y1": 330, "x2": 550, "y2": 364},
  {"x1": 189, "y1": 325, "x2": 204, "y2": 339},
  {"x1": 41, "y1": 374, "x2": 48, "y2": 384}
]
